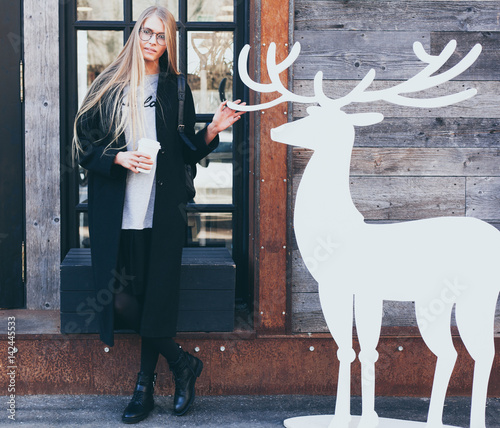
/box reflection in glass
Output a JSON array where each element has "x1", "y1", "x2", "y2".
[
  {"x1": 77, "y1": 30, "x2": 123, "y2": 248},
  {"x1": 188, "y1": 0, "x2": 233, "y2": 22},
  {"x1": 77, "y1": 30, "x2": 123, "y2": 107},
  {"x1": 77, "y1": 0, "x2": 123, "y2": 21},
  {"x1": 133, "y1": 0, "x2": 178, "y2": 21},
  {"x1": 79, "y1": 167, "x2": 88, "y2": 204},
  {"x1": 188, "y1": 31, "x2": 233, "y2": 114},
  {"x1": 79, "y1": 213, "x2": 90, "y2": 248},
  {"x1": 192, "y1": 124, "x2": 233, "y2": 205},
  {"x1": 187, "y1": 212, "x2": 232, "y2": 252},
  {"x1": 193, "y1": 162, "x2": 233, "y2": 204}
]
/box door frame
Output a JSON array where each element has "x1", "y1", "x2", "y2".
[{"x1": 0, "y1": 0, "x2": 25, "y2": 308}]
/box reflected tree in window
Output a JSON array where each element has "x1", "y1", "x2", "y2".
[{"x1": 188, "y1": 31, "x2": 233, "y2": 113}]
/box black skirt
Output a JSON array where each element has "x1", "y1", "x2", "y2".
[{"x1": 116, "y1": 228, "x2": 152, "y2": 296}]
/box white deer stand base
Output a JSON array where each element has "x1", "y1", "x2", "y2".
[
  {"x1": 284, "y1": 415, "x2": 459, "y2": 428},
  {"x1": 228, "y1": 40, "x2": 497, "y2": 428}
]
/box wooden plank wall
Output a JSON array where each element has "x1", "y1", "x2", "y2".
[{"x1": 290, "y1": 1, "x2": 500, "y2": 333}]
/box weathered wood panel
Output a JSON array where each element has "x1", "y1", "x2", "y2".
[
  {"x1": 466, "y1": 177, "x2": 500, "y2": 219},
  {"x1": 292, "y1": 80, "x2": 500, "y2": 118},
  {"x1": 353, "y1": 118, "x2": 500, "y2": 148},
  {"x1": 292, "y1": 174, "x2": 466, "y2": 220},
  {"x1": 287, "y1": 118, "x2": 500, "y2": 149},
  {"x1": 290, "y1": 1, "x2": 500, "y2": 333},
  {"x1": 351, "y1": 176, "x2": 465, "y2": 219},
  {"x1": 292, "y1": 292, "x2": 500, "y2": 334},
  {"x1": 295, "y1": 1, "x2": 500, "y2": 32},
  {"x1": 24, "y1": 0, "x2": 60, "y2": 309},
  {"x1": 431, "y1": 31, "x2": 500, "y2": 81},
  {"x1": 292, "y1": 292, "x2": 326, "y2": 332},
  {"x1": 294, "y1": 31, "x2": 431, "y2": 80},
  {"x1": 293, "y1": 293, "x2": 420, "y2": 332},
  {"x1": 295, "y1": 30, "x2": 499, "y2": 81},
  {"x1": 291, "y1": 249, "x2": 315, "y2": 292},
  {"x1": 291, "y1": 221, "x2": 500, "y2": 264},
  {"x1": 294, "y1": 147, "x2": 500, "y2": 177}
]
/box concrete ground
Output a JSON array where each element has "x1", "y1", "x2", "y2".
[{"x1": 3, "y1": 395, "x2": 500, "y2": 427}]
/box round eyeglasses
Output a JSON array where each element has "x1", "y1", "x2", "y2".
[{"x1": 139, "y1": 28, "x2": 166, "y2": 46}]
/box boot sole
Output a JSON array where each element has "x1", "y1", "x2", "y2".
[
  {"x1": 174, "y1": 359, "x2": 203, "y2": 416},
  {"x1": 122, "y1": 412, "x2": 150, "y2": 424},
  {"x1": 122, "y1": 405, "x2": 154, "y2": 424}
]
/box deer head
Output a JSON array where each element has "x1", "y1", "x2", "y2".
[{"x1": 228, "y1": 40, "x2": 481, "y2": 151}]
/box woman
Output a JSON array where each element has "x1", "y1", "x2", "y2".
[{"x1": 73, "y1": 6, "x2": 243, "y2": 424}]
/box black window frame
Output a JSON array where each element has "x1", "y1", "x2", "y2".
[{"x1": 60, "y1": 0, "x2": 250, "y2": 306}]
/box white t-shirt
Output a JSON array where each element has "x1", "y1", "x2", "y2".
[{"x1": 121, "y1": 73, "x2": 159, "y2": 230}]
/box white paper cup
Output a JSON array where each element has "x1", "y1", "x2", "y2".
[{"x1": 136, "y1": 138, "x2": 160, "y2": 174}]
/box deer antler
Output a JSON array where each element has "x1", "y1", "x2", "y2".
[
  {"x1": 227, "y1": 42, "x2": 321, "y2": 111},
  {"x1": 229, "y1": 40, "x2": 481, "y2": 112},
  {"x1": 335, "y1": 40, "x2": 482, "y2": 108}
]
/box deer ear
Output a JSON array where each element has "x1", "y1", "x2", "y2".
[{"x1": 351, "y1": 112, "x2": 384, "y2": 127}]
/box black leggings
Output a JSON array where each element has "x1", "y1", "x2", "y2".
[
  {"x1": 114, "y1": 291, "x2": 181, "y2": 374},
  {"x1": 114, "y1": 229, "x2": 182, "y2": 375}
]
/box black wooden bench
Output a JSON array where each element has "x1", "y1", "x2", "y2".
[{"x1": 60, "y1": 247, "x2": 235, "y2": 334}]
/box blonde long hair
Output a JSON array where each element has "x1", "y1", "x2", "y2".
[{"x1": 72, "y1": 6, "x2": 179, "y2": 161}]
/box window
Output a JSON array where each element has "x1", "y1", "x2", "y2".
[{"x1": 61, "y1": 0, "x2": 250, "y2": 303}]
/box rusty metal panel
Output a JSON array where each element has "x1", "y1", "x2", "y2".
[
  {"x1": 255, "y1": 0, "x2": 290, "y2": 335},
  {"x1": 3, "y1": 338, "x2": 93, "y2": 394},
  {"x1": 3, "y1": 334, "x2": 500, "y2": 397}
]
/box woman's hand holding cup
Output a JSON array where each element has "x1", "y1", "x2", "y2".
[
  {"x1": 114, "y1": 138, "x2": 160, "y2": 174},
  {"x1": 114, "y1": 151, "x2": 154, "y2": 174}
]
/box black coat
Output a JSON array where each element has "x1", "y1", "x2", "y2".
[{"x1": 76, "y1": 72, "x2": 219, "y2": 346}]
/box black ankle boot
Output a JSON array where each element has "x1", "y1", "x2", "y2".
[
  {"x1": 122, "y1": 372, "x2": 157, "y2": 424},
  {"x1": 170, "y1": 350, "x2": 203, "y2": 416}
]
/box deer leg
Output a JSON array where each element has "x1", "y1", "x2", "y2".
[
  {"x1": 355, "y1": 296, "x2": 383, "y2": 428},
  {"x1": 319, "y1": 285, "x2": 355, "y2": 428},
  {"x1": 455, "y1": 294, "x2": 496, "y2": 428},
  {"x1": 415, "y1": 300, "x2": 456, "y2": 428}
]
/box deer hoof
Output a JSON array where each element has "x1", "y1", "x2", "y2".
[{"x1": 358, "y1": 411, "x2": 379, "y2": 428}]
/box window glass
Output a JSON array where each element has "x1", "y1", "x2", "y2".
[
  {"x1": 187, "y1": 212, "x2": 233, "y2": 252},
  {"x1": 133, "y1": 0, "x2": 178, "y2": 21},
  {"x1": 77, "y1": 30, "x2": 123, "y2": 107},
  {"x1": 77, "y1": 0, "x2": 123, "y2": 21},
  {"x1": 187, "y1": 31, "x2": 234, "y2": 114},
  {"x1": 188, "y1": 0, "x2": 234, "y2": 22},
  {"x1": 193, "y1": 123, "x2": 233, "y2": 205},
  {"x1": 71, "y1": 1, "x2": 241, "y2": 257},
  {"x1": 79, "y1": 213, "x2": 90, "y2": 248}
]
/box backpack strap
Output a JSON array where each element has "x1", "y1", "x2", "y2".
[{"x1": 177, "y1": 74, "x2": 197, "y2": 151}]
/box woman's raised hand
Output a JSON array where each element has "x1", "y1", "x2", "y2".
[
  {"x1": 205, "y1": 100, "x2": 246, "y2": 143},
  {"x1": 114, "y1": 151, "x2": 153, "y2": 174},
  {"x1": 212, "y1": 100, "x2": 246, "y2": 132}
]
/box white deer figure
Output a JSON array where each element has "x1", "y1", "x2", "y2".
[{"x1": 228, "y1": 41, "x2": 499, "y2": 428}]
